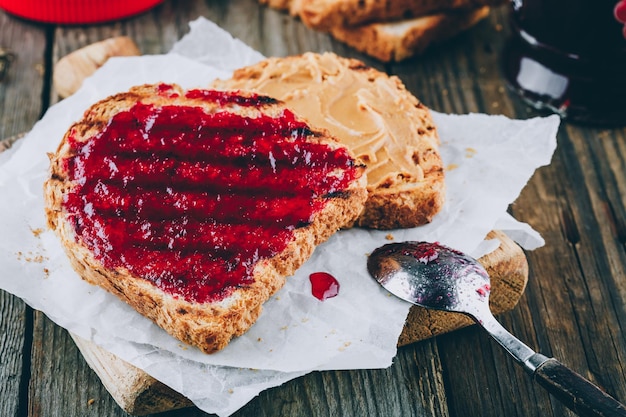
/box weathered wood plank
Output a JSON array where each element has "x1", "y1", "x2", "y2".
[
  {"x1": 28, "y1": 311, "x2": 131, "y2": 417},
  {"x1": 0, "y1": 7, "x2": 48, "y2": 417},
  {"x1": 0, "y1": 290, "x2": 28, "y2": 417},
  {"x1": 0, "y1": 11, "x2": 47, "y2": 138},
  {"x1": 70, "y1": 334, "x2": 193, "y2": 415}
]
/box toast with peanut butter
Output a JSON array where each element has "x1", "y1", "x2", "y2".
[
  {"x1": 212, "y1": 52, "x2": 445, "y2": 229},
  {"x1": 44, "y1": 83, "x2": 368, "y2": 353}
]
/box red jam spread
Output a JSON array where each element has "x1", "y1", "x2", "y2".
[{"x1": 63, "y1": 87, "x2": 360, "y2": 303}]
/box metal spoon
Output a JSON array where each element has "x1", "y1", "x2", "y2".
[{"x1": 367, "y1": 241, "x2": 626, "y2": 417}]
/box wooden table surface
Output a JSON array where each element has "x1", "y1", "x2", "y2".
[{"x1": 1, "y1": 1, "x2": 626, "y2": 416}]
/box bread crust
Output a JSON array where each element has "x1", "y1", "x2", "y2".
[
  {"x1": 44, "y1": 83, "x2": 368, "y2": 353},
  {"x1": 329, "y1": 6, "x2": 492, "y2": 62},
  {"x1": 259, "y1": 0, "x2": 500, "y2": 62},
  {"x1": 296, "y1": 0, "x2": 503, "y2": 30},
  {"x1": 212, "y1": 53, "x2": 445, "y2": 229}
]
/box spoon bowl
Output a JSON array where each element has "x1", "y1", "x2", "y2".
[
  {"x1": 368, "y1": 241, "x2": 626, "y2": 417},
  {"x1": 367, "y1": 241, "x2": 491, "y2": 316}
]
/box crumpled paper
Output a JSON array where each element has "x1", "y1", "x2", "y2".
[{"x1": 0, "y1": 17, "x2": 559, "y2": 417}]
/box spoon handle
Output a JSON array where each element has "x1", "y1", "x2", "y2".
[
  {"x1": 533, "y1": 358, "x2": 626, "y2": 417},
  {"x1": 477, "y1": 312, "x2": 626, "y2": 416}
]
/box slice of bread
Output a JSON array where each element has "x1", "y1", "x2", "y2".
[
  {"x1": 259, "y1": 0, "x2": 498, "y2": 62},
  {"x1": 295, "y1": 0, "x2": 503, "y2": 30},
  {"x1": 329, "y1": 6, "x2": 491, "y2": 62},
  {"x1": 44, "y1": 83, "x2": 368, "y2": 354},
  {"x1": 212, "y1": 52, "x2": 445, "y2": 229}
]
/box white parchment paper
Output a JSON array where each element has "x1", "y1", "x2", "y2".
[{"x1": 0, "y1": 18, "x2": 559, "y2": 416}]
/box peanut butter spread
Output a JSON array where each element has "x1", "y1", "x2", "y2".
[{"x1": 215, "y1": 52, "x2": 440, "y2": 190}]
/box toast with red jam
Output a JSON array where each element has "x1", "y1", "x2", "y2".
[{"x1": 44, "y1": 83, "x2": 368, "y2": 354}]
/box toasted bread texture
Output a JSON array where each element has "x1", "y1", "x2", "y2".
[
  {"x1": 212, "y1": 52, "x2": 445, "y2": 229},
  {"x1": 329, "y1": 6, "x2": 491, "y2": 62},
  {"x1": 296, "y1": 0, "x2": 503, "y2": 30},
  {"x1": 44, "y1": 83, "x2": 368, "y2": 354},
  {"x1": 259, "y1": 0, "x2": 500, "y2": 62}
]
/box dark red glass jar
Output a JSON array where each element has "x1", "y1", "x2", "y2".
[{"x1": 502, "y1": 1, "x2": 626, "y2": 126}]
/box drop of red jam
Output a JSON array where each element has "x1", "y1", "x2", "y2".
[
  {"x1": 63, "y1": 85, "x2": 360, "y2": 304},
  {"x1": 309, "y1": 272, "x2": 340, "y2": 301}
]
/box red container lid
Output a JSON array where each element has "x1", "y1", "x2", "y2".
[{"x1": 0, "y1": 0, "x2": 163, "y2": 24}]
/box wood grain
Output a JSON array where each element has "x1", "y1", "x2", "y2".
[
  {"x1": 0, "y1": 7, "x2": 48, "y2": 417},
  {"x1": 70, "y1": 335, "x2": 193, "y2": 415},
  {"x1": 0, "y1": 292, "x2": 28, "y2": 417}
]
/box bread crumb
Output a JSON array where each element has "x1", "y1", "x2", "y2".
[
  {"x1": 446, "y1": 163, "x2": 459, "y2": 171},
  {"x1": 228, "y1": 389, "x2": 234, "y2": 394},
  {"x1": 31, "y1": 227, "x2": 44, "y2": 237},
  {"x1": 257, "y1": 337, "x2": 263, "y2": 342},
  {"x1": 87, "y1": 398, "x2": 95, "y2": 406},
  {"x1": 35, "y1": 63, "x2": 45, "y2": 77},
  {"x1": 385, "y1": 234, "x2": 394, "y2": 240},
  {"x1": 280, "y1": 325, "x2": 288, "y2": 331},
  {"x1": 465, "y1": 147, "x2": 477, "y2": 158},
  {"x1": 338, "y1": 341, "x2": 352, "y2": 351},
  {"x1": 16, "y1": 251, "x2": 48, "y2": 263}
]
